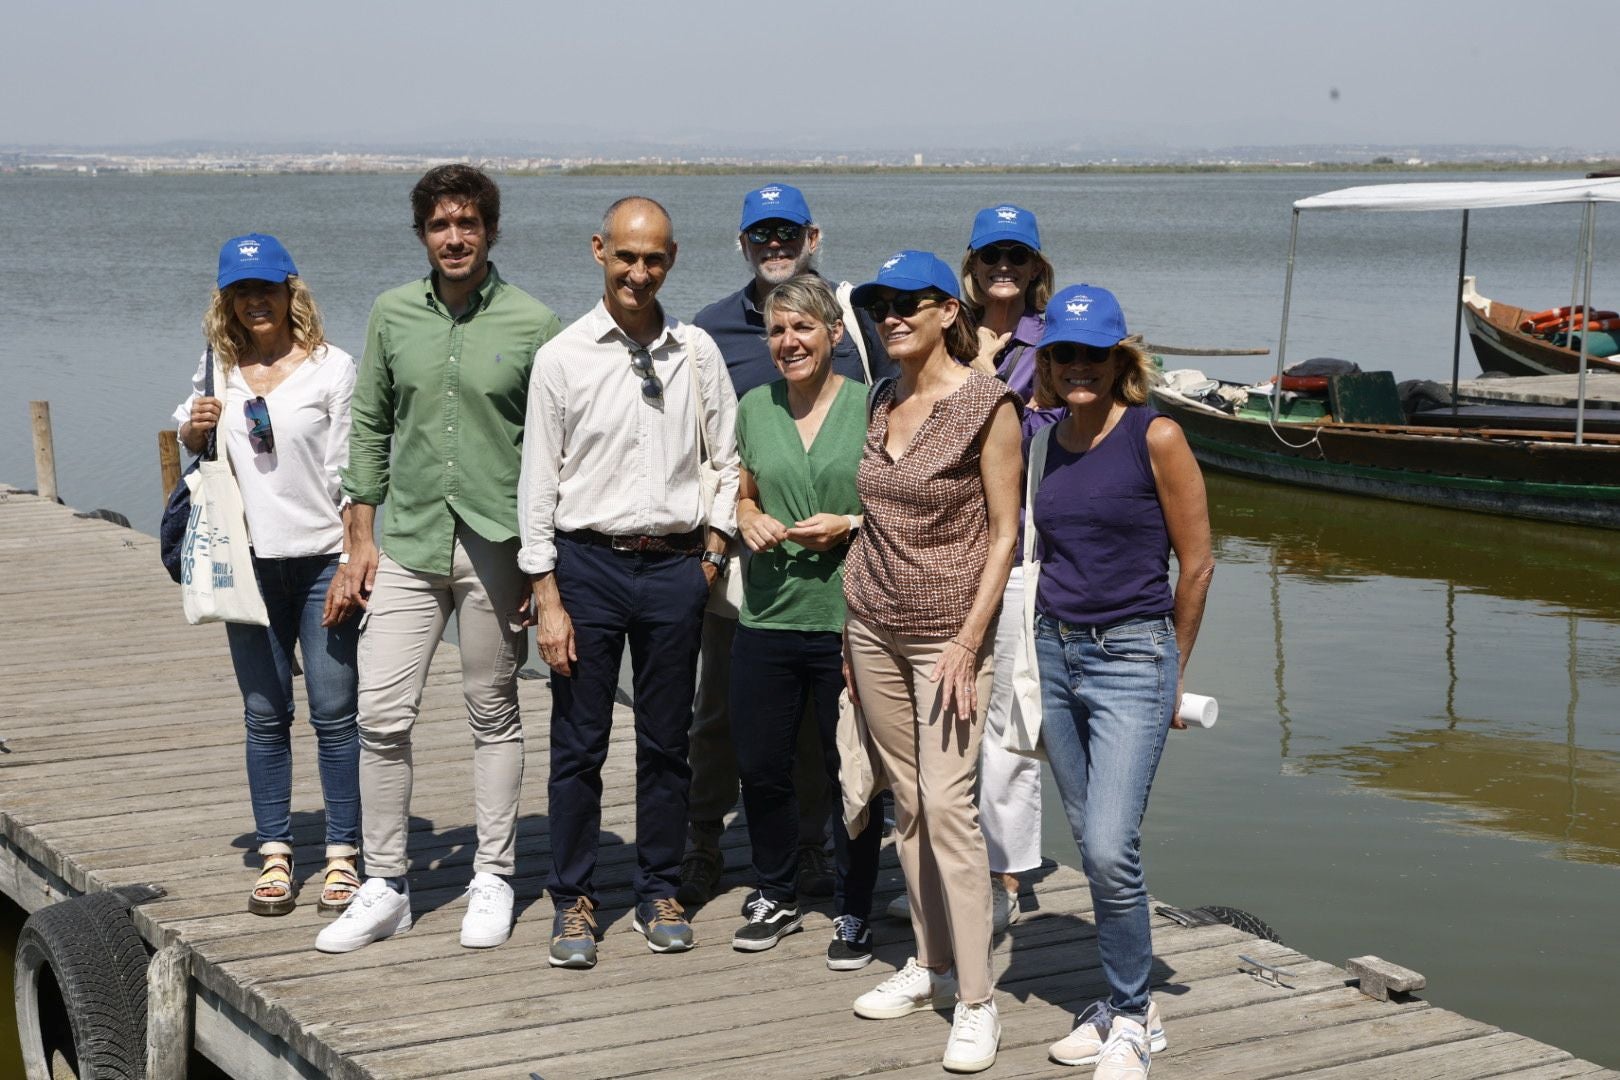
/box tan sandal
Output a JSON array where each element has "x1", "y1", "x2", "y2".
[
  {"x1": 317, "y1": 856, "x2": 361, "y2": 918},
  {"x1": 247, "y1": 848, "x2": 296, "y2": 916}
]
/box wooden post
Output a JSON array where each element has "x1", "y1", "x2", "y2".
[
  {"x1": 29, "y1": 401, "x2": 58, "y2": 504},
  {"x1": 158, "y1": 430, "x2": 182, "y2": 501},
  {"x1": 146, "y1": 944, "x2": 192, "y2": 1080}
]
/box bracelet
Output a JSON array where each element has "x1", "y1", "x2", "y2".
[
  {"x1": 845, "y1": 514, "x2": 860, "y2": 534},
  {"x1": 949, "y1": 638, "x2": 976, "y2": 653}
]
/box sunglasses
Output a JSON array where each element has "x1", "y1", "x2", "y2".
[
  {"x1": 244, "y1": 396, "x2": 275, "y2": 454},
  {"x1": 629, "y1": 346, "x2": 662, "y2": 401},
  {"x1": 1046, "y1": 342, "x2": 1113, "y2": 366},
  {"x1": 744, "y1": 222, "x2": 804, "y2": 246},
  {"x1": 976, "y1": 244, "x2": 1033, "y2": 267},
  {"x1": 863, "y1": 293, "x2": 944, "y2": 322}
]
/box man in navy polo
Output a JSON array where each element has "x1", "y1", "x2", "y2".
[{"x1": 679, "y1": 183, "x2": 894, "y2": 908}]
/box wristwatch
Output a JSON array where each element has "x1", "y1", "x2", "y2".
[{"x1": 700, "y1": 551, "x2": 730, "y2": 572}]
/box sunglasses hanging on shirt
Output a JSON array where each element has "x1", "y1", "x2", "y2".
[
  {"x1": 244, "y1": 396, "x2": 276, "y2": 454},
  {"x1": 629, "y1": 346, "x2": 662, "y2": 401}
]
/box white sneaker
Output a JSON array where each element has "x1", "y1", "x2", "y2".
[
  {"x1": 1092, "y1": 1015, "x2": 1153, "y2": 1080},
  {"x1": 460, "y1": 872, "x2": 515, "y2": 949},
  {"x1": 1049, "y1": 999, "x2": 1166, "y2": 1067},
  {"x1": 990, "y1": 879, "x2": 1021, "y2": 934},
  {"x1": 942, "y1": 999, "x2": 1001, "y2": 1073},
  {"x1": 314, "y1": 878, "x2": 411, "y2": 954},
  {"x1": 886, "y1": 892, "x2": 911, "y2": 920},
  {"x1": 853, "y1": 958, "x2": 958, "y2": 1019}
]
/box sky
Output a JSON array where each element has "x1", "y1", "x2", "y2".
[{"x1": 5, "y1": 0, "x2": 1618, "y2": 154}]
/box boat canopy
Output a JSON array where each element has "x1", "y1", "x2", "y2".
[{"x1": 1295, "y1": 178, "x2": 1620, "y2": 213}]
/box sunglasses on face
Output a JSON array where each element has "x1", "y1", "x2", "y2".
[
  {"x1": 744, "y1": 222, "x2": 804, "y2": 246},
  {"x1": 1046, "y1": 342, "x2": 1113, "y2": 366},
  {"x1": 863, "y1": 293, "x2": 943, "y2": 322},
  {"x1": 244, "y1": 396, "x2": 275, "y2": 454},
  {"x1": 629, "y1": 346, "x2": 662, "y2": 401},
  {"x1": 976, "y1": 244, "x2": 1033, "y2": 267}
]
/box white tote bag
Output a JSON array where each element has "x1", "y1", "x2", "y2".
[
  {"x1": 179, "y1": 356, "x2": 269, "y2": 627},
  {"x1": 684, "y1": 331, "x2": 745, "y2": 619},
  {"x1": 1006, "y1": 424, "x2": 1054, "y2": 758}
]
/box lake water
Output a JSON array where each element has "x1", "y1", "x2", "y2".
[{"x1": 1, "y1": 171, "x2": 1617, "y2": 1069}]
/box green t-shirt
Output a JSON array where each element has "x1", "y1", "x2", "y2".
[{"x1": 736, "y1": 376, "x2": 867, "y2": 632}]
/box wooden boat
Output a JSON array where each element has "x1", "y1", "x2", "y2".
[
  {"x1": 1151, "y1": 373, "x2": 1620, "y2": 529},
  {"x1": 1461, "y1": 276, "x2": 1620, "y2": 377}
]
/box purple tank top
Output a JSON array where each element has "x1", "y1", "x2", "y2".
[{"x1": 1032, "y1": 406, "x2": 1173, "y2": 626}]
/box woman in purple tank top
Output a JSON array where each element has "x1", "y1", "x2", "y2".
[{"x1": 1029, "y1": 286, "x2": 1214, "y2": 1078}]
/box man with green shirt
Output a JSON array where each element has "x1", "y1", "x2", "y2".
[{"x1": 316, "y1": 164, "x2": 562, "y2": 955}]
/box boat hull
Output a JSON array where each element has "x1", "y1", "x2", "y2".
[
  {"x1": 1463, "y1": 295, "x2": 1620, "y2": 378},
  {"x1": 1151, "y1": 388, "x2": 1620, "y2": 530}
]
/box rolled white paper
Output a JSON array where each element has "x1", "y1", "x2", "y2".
[{"x1": 1178, "y1": 693, "x2": 1218, "y2": 729}]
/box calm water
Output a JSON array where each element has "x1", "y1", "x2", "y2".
[{"x1": 2, "y1": 172, "x2": 1617, "y2": 1068}]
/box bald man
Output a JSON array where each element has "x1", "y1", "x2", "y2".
[{"x1": 518, "y1": 197, "x2": 739, "y2": 967}]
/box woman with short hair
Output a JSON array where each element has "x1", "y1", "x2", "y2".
[
  {"x1": 727, "y1": 275, "x2": 882, "y2": 970},
  {"x1": 1029, "y1": 285, "x2": 1213, "y2": 1079},
  {"x1": 841, "y1": 251, "x2": 1023, "y2": 1074},
  {"x1": 174, "y1": 233, "x2": 362, "y2": 918}
]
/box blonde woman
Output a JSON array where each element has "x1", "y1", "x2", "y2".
[{"x1": 174, "y1": 233, "x2": 361, "y2": 917}]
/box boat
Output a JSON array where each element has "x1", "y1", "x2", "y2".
[
  {"x1": 1149, "y1": 177, "x2": 1620, "y2": 530},
  {"x1": 1461, "y1": 277, "x2": 1620, "y2": 377}
]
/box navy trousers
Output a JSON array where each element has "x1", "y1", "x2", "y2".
[{"x1": 546, "y1": 536, "x2": 711, "y2": 907}]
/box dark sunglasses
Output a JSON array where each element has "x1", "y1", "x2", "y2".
[
  {"x1": 976, "y1": 244, "x2": 1033, "y2": 267},
  {"x1": 863, "y1": 293, "x2": 943, "y2": 322},
  {"x1": 1046, "y1": 342, "x2": 1113, "y2": 366},
  {"x1": 244, "y1": 396, "x2": 275, "y2": 454},
  {"x1": 744, "y1": 222, "x2": 804, "y2": 246},
  {"x1": 629, "y1": 346, "x2": 662, "y2": 401}
]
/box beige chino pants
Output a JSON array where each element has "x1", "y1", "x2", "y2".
[
  {"x1": 844, "y1": 615, "x2": 996, "y2": 1003},
  {"x1": 357, "y1": 527, "x2": 528, "y2": 878}
]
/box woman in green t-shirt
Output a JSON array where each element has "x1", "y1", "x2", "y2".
[{"x1": 728, "y1": 276, "x2": 882, "y2": 970}]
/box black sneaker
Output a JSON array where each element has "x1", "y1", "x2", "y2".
[
  {"x1": 739, "y1": 887, "x2": 763, "y2": 918},
  {"x1": 732, "y1": 893, "x2": 803, "y2": 952},
  {"x1": 796, "y1": 844, "x2": 835, "y2": 899},
  {"x1": 675, "y1": 846, "x2": 722, "y2": 909},
  {"x1": 826, "y1": 913, "x2": 874, "y2": 971}
]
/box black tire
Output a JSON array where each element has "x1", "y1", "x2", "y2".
[
  {"x1": 14, "y1": 892, "x2": 151, "y2": 1080},
  {"x1": 1202, "y1": 905, "x2": 1283, "y2": 944}
]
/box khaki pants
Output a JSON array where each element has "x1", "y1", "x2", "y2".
[
  {"x1": 357, "y1": 527, "x2": 528, "y2": 878},
  {"x1": 845, "y1": 615, "x2": 995, "y2": 1003}
]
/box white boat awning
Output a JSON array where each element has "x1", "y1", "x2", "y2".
[{"x1": 1294, "y1": 178, "x2": 1620, "y2": 212}]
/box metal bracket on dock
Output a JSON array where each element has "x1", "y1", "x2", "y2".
[{"x1": 1237, "y1": 954, "x2": 1296, "y2": 988}]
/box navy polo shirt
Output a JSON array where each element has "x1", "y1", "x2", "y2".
[{"x1": 692, "y1": 276, "x2": 895, "y2": 399}]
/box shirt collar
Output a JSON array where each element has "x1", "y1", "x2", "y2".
[
  {"x1": 421, "y1": 262, "x2": 504, "y2": 316},
  {"x1": 1011, "y1": 309, "x2": 1045, "y2": 348},
  {"x1": 587, "y1": 298, "x2": 678, "y2": 351}
]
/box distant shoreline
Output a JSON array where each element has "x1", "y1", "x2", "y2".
[{"x1": 5, "y1": 160, "x2": 1617, "y2": 179}]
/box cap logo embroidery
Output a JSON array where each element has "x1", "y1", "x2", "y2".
[
  {"x1": 996, "y1": 207, "x2": 1019, "y2": 221},
  {"x1": 238, "y1": 241, "x2": 260, "y2": 258},
  {"x1": 882, "y1": 255, "x2": 904, "y2": 271},
  {"x1": 1066, "y1": 300, "x2": 1091, "y2": 316},
  {"x1": 760, "y1": 188, "x2": 781, "y2": 202}
]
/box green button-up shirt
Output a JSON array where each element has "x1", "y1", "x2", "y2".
[{"x1": 342, "y1": 264, "x2": 562, "y2": 575}]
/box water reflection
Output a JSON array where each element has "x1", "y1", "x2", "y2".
[{"x1": 1206, "y1": 473, "x2": 1620, "y2": 866}]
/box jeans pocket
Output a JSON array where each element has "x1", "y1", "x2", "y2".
[{"x1": 1096, "y1": 625, "x2": 1161, "y2": 662}]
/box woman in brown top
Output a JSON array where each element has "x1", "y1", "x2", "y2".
[{"x1": 842, "y1": 251, "x2": 1022, "y2": 1075}]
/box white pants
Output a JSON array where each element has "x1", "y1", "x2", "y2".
[{"x1": 980, "y1": 565, "x2": 1043, "y2": 876}]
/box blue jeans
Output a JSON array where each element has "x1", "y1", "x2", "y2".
[
  {"x1": 226, "y1": 553, "x2": 360, "y2": 851},
  {"x1": 1036, "y1": 613, "x2": 1178, "y2": 1019}
]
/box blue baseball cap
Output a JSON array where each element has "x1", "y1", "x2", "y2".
[
  {"x1": 217, "y1": 233, "x2": 298, "y2": 289},
  {"x1": 739, "y1": 183, "x2": 813, "y2": 232},
  {"x1": 1039, "y1": 284, "x2": 1129, "y2": 349},
  {"x1": 968, "y1": 204, "x2": 1041, "y2": 252},
  {"x1": 849, "y1": 250, "x2": 961, "y2": 307}
]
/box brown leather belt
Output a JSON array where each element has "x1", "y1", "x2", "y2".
[{"x1": 559, "y1": 528, "x2": 705, "y2": 556}]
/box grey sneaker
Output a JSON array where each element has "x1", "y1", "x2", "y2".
[
  {"x1": 675, "y1": 846, "x2": 722, "y2": 909},
  {"x1": 1049, "y1": 999, "x2": 1166, "y2": 1067},
  {"x1": 796, "y1": 844, "x2": 835, "y2": 899},
  {"x1": 1091, "y1": 1015, "x2": 1153, "y2": 1080},
  {"x1": 548, "y1": 897, "x2": 599, "y2": 969},
  {"x1": 633, "y1": 897, "x2": 694, "y2": 953}
]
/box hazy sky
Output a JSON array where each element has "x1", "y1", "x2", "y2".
[{"x1": 7, "y1": 0, "x2": 1617, "y2": 152}]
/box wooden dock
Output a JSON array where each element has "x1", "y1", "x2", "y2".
[{"x1": 2, "y1": 486, "x2": 1615, "y2": 1080}]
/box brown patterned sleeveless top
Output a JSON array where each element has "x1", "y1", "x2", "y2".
[{"x1": 843, "y1": 372, "x2": 1017, "y2": 636}]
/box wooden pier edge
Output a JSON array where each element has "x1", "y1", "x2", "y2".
[{"x1": 2, "y1": 487, "x2": 1616, "y2": 1080}]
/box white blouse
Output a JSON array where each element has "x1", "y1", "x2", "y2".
[{"x1": 172, "y1": 344, "x2": 356, "y2": 559}]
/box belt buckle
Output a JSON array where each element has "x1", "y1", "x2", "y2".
[{"x1": 610, "y1": 534, "x2": 637, "y2": 552}]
